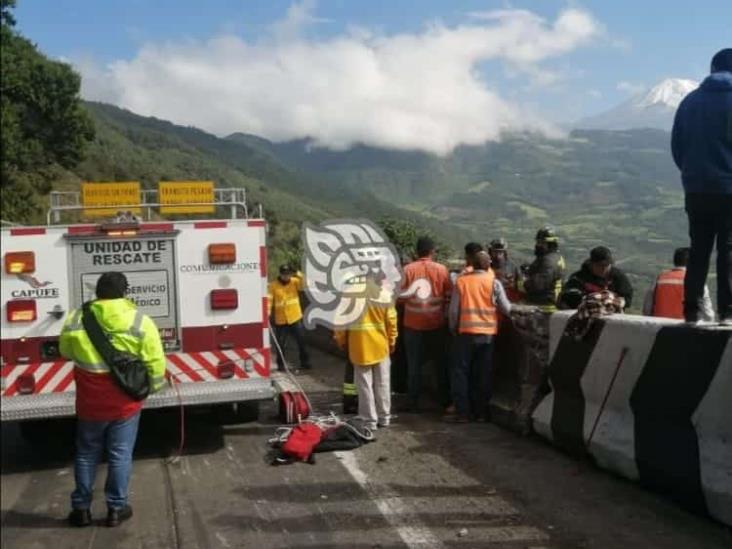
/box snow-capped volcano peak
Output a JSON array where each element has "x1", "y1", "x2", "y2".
[
  {"x1": 636, "y1": 78, "x2": 699, "y2": 109},
  {"x1": 576, "y1": 77, "x2": 700, "y2": 131}
]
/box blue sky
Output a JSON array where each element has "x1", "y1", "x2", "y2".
[{"x1": 14, "y1": 0, "x2": 732, "y2": 152}]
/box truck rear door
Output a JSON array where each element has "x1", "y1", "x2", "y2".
[{"x1": 67, "y1": 228, "x2": 180, "y2": 347}]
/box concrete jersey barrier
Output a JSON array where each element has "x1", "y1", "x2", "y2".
[{"x1": 532, "y1": 312, "x2": 732, "y2": 526}]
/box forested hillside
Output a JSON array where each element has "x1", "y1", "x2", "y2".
[{"x1": 229, "y1": 128, "x2": 690, "y2": 300}]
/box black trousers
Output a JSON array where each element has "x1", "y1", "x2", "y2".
[
  {"x1": 684, "y1": 193, "x2": 732, "y2": 321},
  {"x1": 274, "y1": 320, "x2": 311, "y2": 370}
]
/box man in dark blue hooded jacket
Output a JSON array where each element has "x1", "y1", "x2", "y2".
[{"x1": 671, "y1": 48, "x2": 732, "y2": 325}]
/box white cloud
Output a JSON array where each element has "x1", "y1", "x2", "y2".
[
  {"x1": 588, "y1": 89, "x2": 602, "y2": 98},
  {"x1": 79, "y1": 2, "x2": 602, "y2": 155},
  {"x1": 616, "y1": 81, "x2": 645, "y2": 95}
]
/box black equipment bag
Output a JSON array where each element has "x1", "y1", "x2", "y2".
[{"x1": 81, "y1": 302, "x2": 150, "y2": 401}]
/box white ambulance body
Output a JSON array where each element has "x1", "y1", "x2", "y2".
[{"x1": 1, "y1": 189, "x2": 274, "y2": 422}]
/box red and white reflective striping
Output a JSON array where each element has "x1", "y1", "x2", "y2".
[
  {"x1": 1, "y1": 348, "x2": 269, "y2": 396},
  {"x1": 166, "y1": 348, "x2": 269, "y2": 383},
  {"x1": 1, "y1": 360, "x2": 75, "y2": 396}
]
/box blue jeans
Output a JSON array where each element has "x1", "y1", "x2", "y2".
[
  {"x1": 404, "y1": 328, "x2": 449, "y2": 407},
  {"x1": 274, "y1": 320, "x2": 311, "y2": 370},
  {"x1": 71, "y1": 412, "x2": 141, "y2": 510},
  {"x1": 684, "y1": 194, "x2": 732, "y2": 321},
  {"x1": 451, "y1": 334, "x2": 494, "y2": 419}
]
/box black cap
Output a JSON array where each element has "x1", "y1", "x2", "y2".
[{"x1": 279, "y1": 264, "x2": 293, "y2": 275}]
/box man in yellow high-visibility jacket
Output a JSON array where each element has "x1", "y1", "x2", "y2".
[
  {"x1": 334, "y1": 303, "x2": 398, "y2": 430},
  {"x1": 59, "y1": 272, "x2": 165, "y2": 528},
  {"x1": 268, "y1": 264, "x2": 311, "y2": 371}
]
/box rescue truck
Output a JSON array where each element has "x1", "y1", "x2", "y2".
[{"x1": 1, "y1": 187, "x2": 275, "y2": 431}]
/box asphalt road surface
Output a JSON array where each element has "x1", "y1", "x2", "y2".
[{"x1": 2, "y1": 348, "x2": 730, "y2": 549}]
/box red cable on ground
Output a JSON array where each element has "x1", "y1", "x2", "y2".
[{"x1": 165, "y1": 372, "x2": 185, "y2": 462}]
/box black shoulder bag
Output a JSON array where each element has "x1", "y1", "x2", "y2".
[{"x1": 81, "y1": 302, "x2": 151, "y2": 401}]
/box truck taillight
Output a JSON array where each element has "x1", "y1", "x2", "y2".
[
  {"x1": 4, "y1": 251, "x2": 35, "y2": 274},
  {"x1": 217, "y1": 360, "x2": 236, "y2": 379},
  {"x1": 7, "y1": 300, "x2": 37, "y2": 322},
  {"x1": 210, "y1": 289, "x2": 238, "y2": 310},
  {"x1": 208, "y1": 243, "x2": 236, "y2": 264},
  {"x1": 17, "y1": 374, "x2": 36, "y2": 395}
]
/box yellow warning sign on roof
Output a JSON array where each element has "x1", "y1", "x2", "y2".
[
  {"x1": 159, "y1": 181, "x2": 215, "y2": 215},
  {"x1": 82, "y1": 182, "x2": 141, "y2": 218}
]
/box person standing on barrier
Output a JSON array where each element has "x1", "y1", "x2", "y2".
[
  {"x1": 643, "y1": 247, "x2": 715, "y2": 321},
  {"x1": 401, "y1": 237, "x2": 452, "y2": 412},
  {"x1": 59, "y1": 272, "x2": 166, "y2": 528},
  {"x1": 671, "y1": 48, "x2": 732, "y2": 326},
  {"x1": 269, "y1": 265, "x2": 312, "y2": 371},
  {"x1": 446, "y1": 251, "x2": 512, "y2": 423}
]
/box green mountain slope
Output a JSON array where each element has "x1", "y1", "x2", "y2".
[
  {"x1": 40, "y1": 100, "x2": 695, "y2": 305},
  {"x1": 47, "y1": 102, "x2": 465, "y2": 269},
  {"x1": 229, "y1": 129, "x2": 692, "y2": 306}
]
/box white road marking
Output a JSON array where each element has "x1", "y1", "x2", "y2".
[{"x1": 336, "y1": 450, "x2": 445, "y2": 548}]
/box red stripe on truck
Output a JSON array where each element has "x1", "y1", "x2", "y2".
[
  {"x1": 193, "y1": 221, "x2": 227, "y2": 229},
  {"x1": 10, "y1": 228, "x2": 46, "y2": 236},
  {"x1": 261, "y1": 348, "x2": 272, "y2": 374},
  {"x1": 55, "y1": 369, "x2": 75, "y2": 392},
  {"x1": 33, "y1": 361, "x2": 66, "y2": 393},
  {"x1": 2, "y1": 336, "x2": 64, "y2": 364},
  {"x1": 188, "y1": 352, "x2": 222, "y2": 379},
  {"x1": 259, "y1": 246, "x2": 267, "y2": 278},
  {"x1": 262, "y1": 297, "x2": 269, "y2": 329},
  {"x1": 67, "y1": 225, "x2": 98, "y2": 235},
  {"x1": 4, "y1": 363, "x2": 42, "y2": 397},
  {"x1": 212, "y1": 350, "x2": 246, "y2": 379},
  {"x1": 140, "y1": 223, "x2": 174, "y2": 232},
  {"x1": 167, "y1": 354, "x2": 205, "y2": 382},
  {"x1": 234, "y1": 348, "x2": 269, "y2": 378},
  {"x1": 247, "y1": 220, "x2": 265, "y2": 227},
  {"x1": 181, "y1": 323, "x2": 263, "y2": 352}
]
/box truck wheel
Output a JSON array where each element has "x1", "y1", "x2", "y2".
[{"x1": 213, "y1": 401, "x2": 259, "y2": 424}]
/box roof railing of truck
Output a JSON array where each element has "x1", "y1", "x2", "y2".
[{"x1": 46, "y1": 187, "x2": 261, "y2": 225}]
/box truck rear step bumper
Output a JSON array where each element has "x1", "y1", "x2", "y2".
[{"x1": 0, "y1": 377, "x2": 275, "y2": 422}]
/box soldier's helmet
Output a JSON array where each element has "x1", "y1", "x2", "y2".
[
  {"x1": 535, "y1": 226, "x2": 559, "y2": 243},
  {"x1": 489, "y1": 238, "x2": 508, "y2": 251}
]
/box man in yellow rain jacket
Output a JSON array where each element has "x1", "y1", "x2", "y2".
[
  {"x1": 59, "y1": 272, "x2": 165, "y2": 528},
  {"x1": 268, "y1": 264, "x2": 312, "y2": 371},
  {"x1": 334, "y1": 302, "x2": 398, "y2": 430}
]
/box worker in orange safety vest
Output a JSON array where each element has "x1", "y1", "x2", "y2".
[
  {"x1": 446, "y1": 251, "x2": 512, "y2": 423},
  {"x1": 643, "y1": 247, "x2": 715, "y2": 321}
]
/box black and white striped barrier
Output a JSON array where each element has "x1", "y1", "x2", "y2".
[{"x1": 532, "y1": 312, "x2": 732, "y2": 525}]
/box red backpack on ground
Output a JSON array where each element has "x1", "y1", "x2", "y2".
[
  {"x1": 279, "y1": 391, "x2": 310, "y2": 424},
  {"x1": 281, "y1": 423, "x2": 323, "y2": 462}
]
